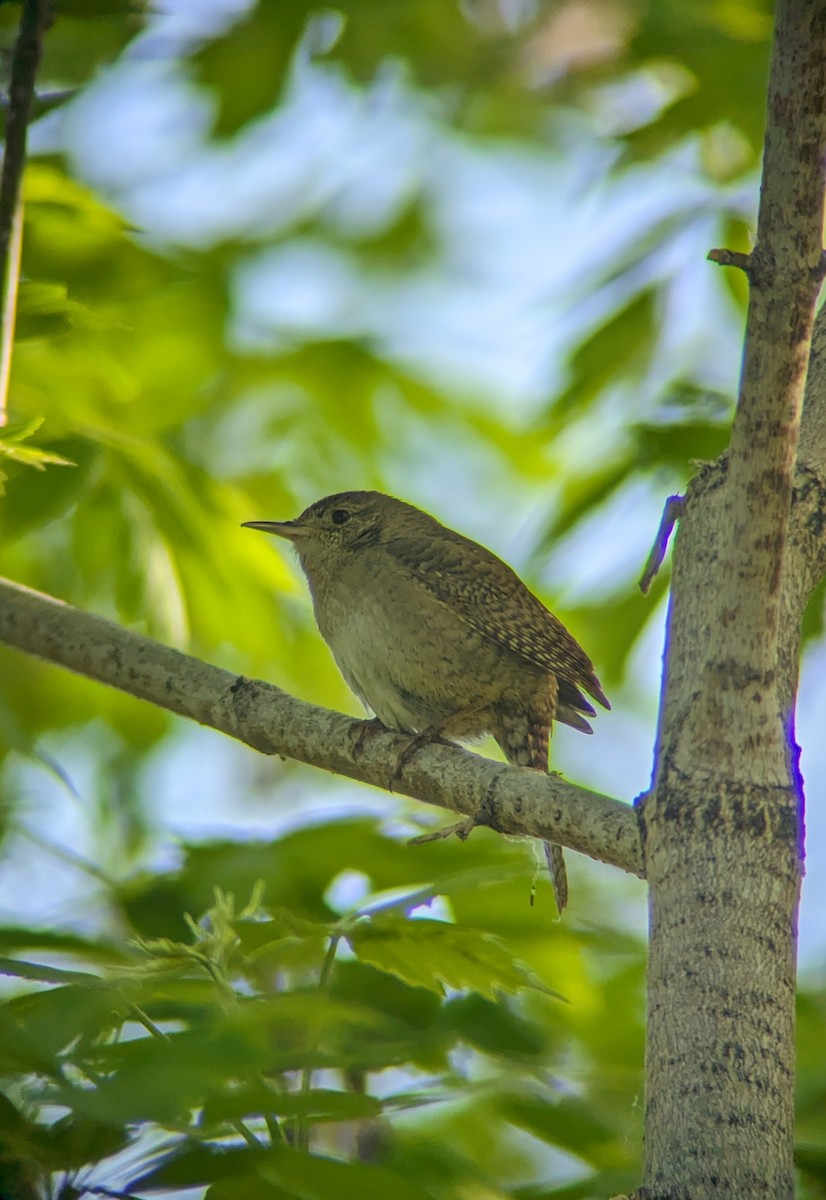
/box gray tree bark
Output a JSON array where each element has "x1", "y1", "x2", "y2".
[{"x1": 640, "y1": 1, "x2": 826, "y2": 1195}]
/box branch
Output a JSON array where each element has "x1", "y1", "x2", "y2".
[
  {"x1": 0, "y1": 0, "x2": 51, "y2": 425},
  {"x1": 707, "y1": 248, "x2": 752, "y2": 273},
  {"x1": 639, "y1": 493, "x2": 685, "y2": 593},
  {"x1": 0, "y1": 576, "x2": 642, "y2": 878}
]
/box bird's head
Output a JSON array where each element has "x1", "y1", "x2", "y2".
[{"x1": 243, "y1": 491, "x2": 418, "y2": 576}]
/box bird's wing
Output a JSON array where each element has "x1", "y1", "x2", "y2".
[{"x1": 384, "y1": 533, "x2": 610, "y2": 710}]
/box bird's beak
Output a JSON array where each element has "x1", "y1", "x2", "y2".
[{"x1": 241, "y1": 519, "x2": 311, "y2": 541}]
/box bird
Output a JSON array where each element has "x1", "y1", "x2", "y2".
[{"x1": 243, "y1": 491, "x2": 609, "y2": 913}]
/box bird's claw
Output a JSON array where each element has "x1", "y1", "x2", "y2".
[
  {"x1": 408, "y1": 816, "x2": 477, "y2": 845},
  {"x1": 350, "y1": 717, "x2": 386, "y2": 759},
  {"x1": 388, "y1": 727, "x2": 454, "y2": 789}
]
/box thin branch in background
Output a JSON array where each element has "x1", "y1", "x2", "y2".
[
  {"x1": 297, "y1": 933, "x2": 341, "y2": 1151},
  {"x1": 0, "y1": 194, "x2": 22, "y2": 417},
  {"x1": 707, "y1": 247, "x2": 753, "y2": 273},
  {"x1": 639, "y1": 494, "x2": 685, "y2": 594},
  {"x1": 0, "y1": 0, "x2": 51, "y2": 426}
]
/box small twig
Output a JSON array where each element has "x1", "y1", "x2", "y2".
[
  {"x1": 639, "y1": 494, "x2": 685, "y2": 593},
  {"x1": 707, "y1": 247, "x2": 752, "y2": 273},
  {"x1": 0, "y1": 0, "x2": 51, "y2": 425},
  {"x1": 125, "y1": 1001, "x2": 170, "y2": 1042},
  {"x1": 0, "y1": 195, "x2": 22, "y2": 421},
  {"x1": 231, "y1": 1118, "x2": 264, "y2": 1149},
  {"x1": 14, "y1": 822, "x2": 114, "y2": 885},
  {"x1": 297, "y1": 933, "x2": 340, "y2": 1151}
]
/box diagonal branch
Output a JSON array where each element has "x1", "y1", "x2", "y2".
[{"x1": 0, "y1": 575, "x2": 642, "y2": 878}]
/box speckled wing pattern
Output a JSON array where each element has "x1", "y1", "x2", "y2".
[{"x1": 384, "y1": 531, "x2": 610, "y2": 715}]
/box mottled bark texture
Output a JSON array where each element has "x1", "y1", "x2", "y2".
[{"x1": 639, "y1": 1, "x2": 826, "y2": 1196}]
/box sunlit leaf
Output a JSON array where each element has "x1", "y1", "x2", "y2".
[{"x1": 346, "y1": 915, "x2": 560, "y2": 999}]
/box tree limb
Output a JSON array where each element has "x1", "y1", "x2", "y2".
[{"x1": 0, "y1": 575, "x2": 642, "y2": 878}]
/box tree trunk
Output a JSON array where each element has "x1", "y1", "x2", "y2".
[{"x1": 639, "y1": 2, "x2": 826, "y2": 1194}]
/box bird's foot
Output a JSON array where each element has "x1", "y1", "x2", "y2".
[
  {"x1": 350, "y1": 716, "x2": 387, "y2": 759},
  {"x1": 408, "y1": 815, "x2": 477, "y2": 845},
  {"x1": 388, "y1": 725, "x2": 455, "y2": 790}
]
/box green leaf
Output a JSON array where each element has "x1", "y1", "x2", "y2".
[
  {"x1": 136, "y1": 1144, "x2": 269, "y2": 1190},
  {"x1": 4, "y1": 984, "x2": 126, "y2": 1059},
  {"x1": 207, "y1": 1181, "x2": 285, "y2": 1200},
  {"x1": 0, "y1": 417, "x2": 74, "y2": 495},
  {"x1": 330, "y1": 960, "x2": 450, "y2": 1072},
  {"x1": 202, "y1": 1085, "x2": 382, "y2": 1129},
  {"x1": 632, "y1": 420, "x2": 729, "y2": 471},
  {"x1": 0, "y1": 956, "x2": 107, "y2": 987},
  {"x1": 193, "y1": 3, "x2": 317, "y2": 136},
  {"x1": 0, "y1": 434, "x2": 93, "y2": 532},
  {"x1": 0, "y1": 1090, "x2": 43, "y2": 1200},
  {"x1": 37, "y1": 1112, "x2": 128, "y2": 1172},
  {"x1": 0, "y1": 927, "x2": 125, "y2": 961},
  {"x1": 39, "y1": 9, "x2": 145, "y2": 86},
  {"x1": 334, "y1": 0, "x2": 520, "y2": 93},
  {"x1": 344, "y1": 860, "x2": 529, "y2": 921},
  {"x1": 797, "y1": 1143, "x2": 826, "y2": 1185},
  {"x1": 625, "y1": 0, "x2": 772, "y2": 162},
  {"x1": 141, "y1": 1143, "x2": 439, "y2": 1200},
  {"x1": 443, "y1": 994, "x2": 548, "y2": 1061},
  {"x1": 535, "y1": 454, "x2": 639, "y2": 548},
  {"x1": 346, "y1": 916, "x2": 560, "y2": 999},
  {"x1": 0, "y1": 1008, "x2": 59, "y2": 1075},
  {"x1": 501, "y1": 1088, "x2": 627, "y2": 1168},
  {"x1": 259, "y1": 1149, "x2": 437, "y2": 1200},
  {"x1": 549, "y1": 288, "x2": 659, "y2": 423}
]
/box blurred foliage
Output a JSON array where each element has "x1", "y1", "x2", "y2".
[
  {"x1": 0, "y1": 820, "x2": 647, "y2": 1198},
  {"x1": 0, "y1": 0, "x2": 823, "y2": 1197}
]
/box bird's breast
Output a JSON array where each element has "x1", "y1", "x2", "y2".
[{"x1": 310, "y1": 567, "x2": 511, "y2": 734}]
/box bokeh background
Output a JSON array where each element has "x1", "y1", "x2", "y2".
[{"x1": 1, "y1": 1, "x2": 825, "y2": 1197}]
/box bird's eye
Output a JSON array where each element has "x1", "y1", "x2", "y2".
[{"x1": 331, "y1": 509, "x2": 350, "y2": 525}]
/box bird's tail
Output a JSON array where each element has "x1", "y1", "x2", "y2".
[{"x1": 543, "y1": 840, "x2": 568, "y2": 914}]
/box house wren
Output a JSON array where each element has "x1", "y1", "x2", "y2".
[{"x1": 243, "y1": 491, "x2": 609, "y2": 913}]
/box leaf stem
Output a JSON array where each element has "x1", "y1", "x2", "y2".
[{"x1": 296, "y1": 933, "x2": 340, "y2": 1150}]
